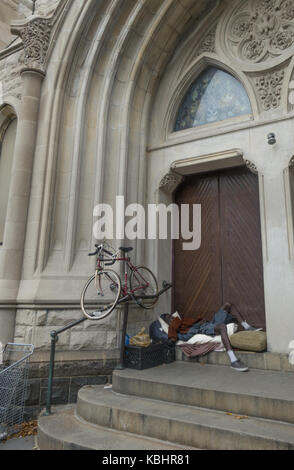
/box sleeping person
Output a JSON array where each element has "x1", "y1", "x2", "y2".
[{"x1": 162, "y1": 303, "x2": 262, "y2": 372}]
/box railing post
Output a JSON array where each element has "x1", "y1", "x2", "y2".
[
  {"x1": 116, "y1": 303, "x2": 129, "y2": 370},
  {"x1": 44, "y1": 331, "x2": 58, "y2": 416},
  {"x1": 116, "y1": 254, "x2": 129, "y2": 370}
]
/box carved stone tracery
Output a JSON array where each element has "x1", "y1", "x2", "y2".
[
  {"x1": 245, "y1": 159, "x2": 258, "y2": 174},
  {"x1": 196, "y1": 25, "x2": 217, "y2": 57},
  {"x1": 254, "y1": 69, "x2": 285, "y2": 110},
  {"x1": 159, "y1": 171, "x2": 184, "y2": 194},
  {"x1": 11, "y1": 16, "x2": 52, "y2": 74},
  {"x1": 225, "y1": 0, "x2": 294, "y2": 64},
  {"x1": 21, "y1": 18, "x2": 52, "y2": 70}
]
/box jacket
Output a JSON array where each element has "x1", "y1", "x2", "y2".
[{"x1": 168, "y1": 316, "x2": 203, "y2": 342}]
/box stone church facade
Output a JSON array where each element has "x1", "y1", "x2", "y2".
[{"x1": 0, "y1": 0, "x2": 294, "y2": 405}]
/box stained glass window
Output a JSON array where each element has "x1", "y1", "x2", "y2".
[{"x1": 174, "y1": 67, "x2": 252, "y2": 132}]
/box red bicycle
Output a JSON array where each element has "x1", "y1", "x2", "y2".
[{"x1": 80, "y1": 243, "x2": 159, "y2": 320}]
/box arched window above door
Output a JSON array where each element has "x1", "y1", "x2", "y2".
[{"x1": 174, "y1": 67, "x2": 252, "y2": 132}]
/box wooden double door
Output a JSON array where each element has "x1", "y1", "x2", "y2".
[{"x1": 173, "y1": 166, "x2": 266, "y2": 330}]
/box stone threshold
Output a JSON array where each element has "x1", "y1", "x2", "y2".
[{"x1": 176, "y1": 348, "x2": 294, "y2": 373}]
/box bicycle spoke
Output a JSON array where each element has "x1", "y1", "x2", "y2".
[
  {"x1": 81, "y1": 270, "x2": 121, "y2": 320},
  {"x1": 130, "y1": 266, "x2": 158, "y2": 309}
]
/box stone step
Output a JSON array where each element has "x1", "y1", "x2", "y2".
[
  {"x1": 76, "y1": 385, "x2": 294, "y2": 450},
  {"x1": 37, "y1": 406, "x2": 195, "y2": 450},
  {"x1": 113, "y1": 362, "x2": 294, "y2": 424},
  {"x1": 176, "y1": 349, "x2": 294, "y2": 374}
]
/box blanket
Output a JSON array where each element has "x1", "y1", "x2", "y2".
[
  {"x1": 158, "y1": 312, "x2": 237, "y2": 351},
  {"x1": 179, "y1": 341, "x2": 222, "y2": 358}
]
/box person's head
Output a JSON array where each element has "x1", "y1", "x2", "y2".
[
  {"x1": 161, "y1": 313, "x2": 173, "y2": 325},
  {"x1": 223, "y1": 302, "x2": 232, "y2": 312}
]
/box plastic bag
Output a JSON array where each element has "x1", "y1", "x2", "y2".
[{"x1": 129, "y1": 328, "x2": 151, "y2": 348}]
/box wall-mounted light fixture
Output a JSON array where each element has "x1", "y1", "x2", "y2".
[{"x1": 267, "y1": 133, "x2": 276, "y2": 145}]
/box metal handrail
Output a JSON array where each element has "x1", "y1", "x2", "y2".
[{"x1": 45, "y1": 282, "x2": 172, "y2": 415}]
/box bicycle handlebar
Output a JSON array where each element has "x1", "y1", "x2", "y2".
[
  {"x1": 88, "y1": 244, "x2": 116, "y2": 266},
  {"x1": 88, "y1": 248, "x2": 99, "y2": 257}
]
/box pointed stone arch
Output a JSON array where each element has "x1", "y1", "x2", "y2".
[
  {"x1": 174, "y1": 66, "x2": 253, "y2": 132},
  {"x1": 150, "y1": 54, "x2": 258, "y2": 147},
  {"x1": 19, "y1": 0, "x2": 219, "y2": 290}
]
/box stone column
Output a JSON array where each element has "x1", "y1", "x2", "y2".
[
  {"x1": 0, "y1": 16, "x2": 51, "y2": 346},
  {"x1": 262, "y1": 162, "x2": 294, "y2": 353}
]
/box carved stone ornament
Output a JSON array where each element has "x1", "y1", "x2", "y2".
[
  {"x1": 224, "y1": 0, "x2": 294, "y2": 64},
  {"x1": 159, "y1": 171, "x2": 184, "y2": 194},
  {"x1": 244, "y1": 159, "x2": 258, "y2": 174},
  {"x1": 254, "y1": 69, "x2": 285, "y2": 110},
  {"x1": 11, "y1": 16, "x2": 52, "y2": 74},
  {"x1": 196, "y1": 25, "x2": 217, "y2": 57}
]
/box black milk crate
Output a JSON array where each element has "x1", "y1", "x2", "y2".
[
  {"x1": 124, "y1": 342, "x2": 175, "y2": 370},
  {"x1": 163, "y1": 342, "x2": 176, "y2": 364}
]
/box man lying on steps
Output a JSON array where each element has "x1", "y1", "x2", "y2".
[{"x1": 163, "y1": 303, "x2": 262, "y2": 372}]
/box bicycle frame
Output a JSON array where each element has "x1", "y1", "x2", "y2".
[
  {"x1": 121, "y1": 259, "x2": 150, "y2": 296},
  {"x1": 95, "y1": 249, "x2": 150, "y2": 297},
  {"x1": 81, "y1": 243, "x2": 161, "y2": 320}
]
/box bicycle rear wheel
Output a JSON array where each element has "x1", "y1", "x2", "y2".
[
  {"x1": 81, "y1": 269, "x2": 121, "y2": 320},
  {"x1": 130, "y1": 266, "x2": 158, "y2": 309}
]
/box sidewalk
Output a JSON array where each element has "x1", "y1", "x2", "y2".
[{"x1": 0, "y1": 436, "x2": 36, "y2": 450}]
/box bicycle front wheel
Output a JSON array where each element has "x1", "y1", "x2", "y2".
[
  {"x1": 130, "y1": 266, "x2": 158, "y2": 309},
  {"x1": 81, "y1": 269, "x2": 121, "y2": 320}
]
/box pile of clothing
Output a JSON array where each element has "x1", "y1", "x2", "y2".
[{"x1": 149, "y1": 312, "x2": 237, "y2": 358}]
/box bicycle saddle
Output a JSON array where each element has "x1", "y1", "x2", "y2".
[{"x1": 119, "y1": 246, "x2": 133, "y2": 253}]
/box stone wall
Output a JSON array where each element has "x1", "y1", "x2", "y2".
[
  {"x1": 14, "y1": 308, "x2": 120, "y2": 352},
  {"x1": 0, "y1": 49, "x2": 23, "y2": 102},
  {"x1": 25, "y1": 358, "x2": 117, "y2": 420},
  {"x1": 0, "y1": 1, "x2": 27, "y2": 49},
  {"x1": 0, "y1": 0, "x2": 61, "y2": 50},
  {"x1": 14, "y1": 306, "x2": 155, "y2": 354},
  {"x1": 0, "y1": 0, "x2": 293, "y2": 364},
  {"x1": 1, "y1": 0, "x2": 59, "y2": 18},
  {"x1": 13, "y1": 305, "x2": 156, "y2": 415},
  {"x1": 2, "y1": 1, "x2": 31, "y2": 16}
]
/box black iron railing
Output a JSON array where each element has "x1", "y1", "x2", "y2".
[{"x1": 45, "y1": 281, "x2": 172, "y2": 415}]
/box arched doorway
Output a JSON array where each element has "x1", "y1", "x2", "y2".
[{"x1": 173, "y1": 165, "x2": 266, "y2": 330}]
